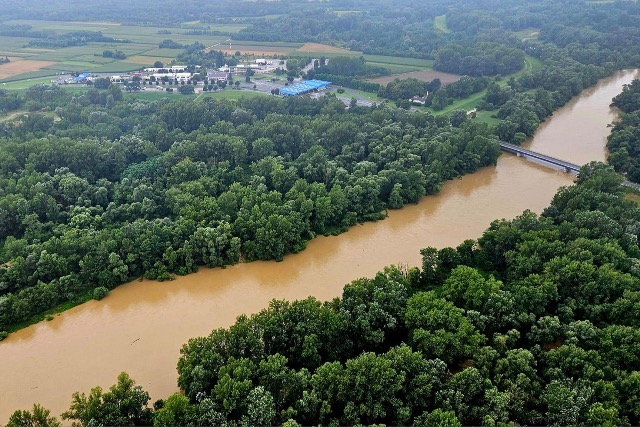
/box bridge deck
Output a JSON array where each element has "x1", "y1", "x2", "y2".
[
  {"x1": 498, "y1": 142, "x2": 640, "y2": 191},
  {"x1": 499, "y1": 142, "x2": 581, "y2": 173}
]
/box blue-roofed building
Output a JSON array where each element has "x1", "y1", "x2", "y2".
[
  {"x1": 280, "y1": 79, "x2": 331, "y2": 96},
  {"x1": 74, "y1": 72, "x2": 90, "y2": 83}
]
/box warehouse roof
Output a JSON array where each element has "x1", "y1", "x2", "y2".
[{"x1": 279, "y1": 79, "x2": 331, "y2": 96}]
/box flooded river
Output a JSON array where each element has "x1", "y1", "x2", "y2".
[{"x1": 0, "y1": 69, "x2": 637, "y2": 421}]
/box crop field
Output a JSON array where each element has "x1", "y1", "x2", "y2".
[
  {"x1": 221, "y1": 41, "x2": 302, "y2": 56},
  {"x1": 0, "y1": 19, "x2": 250, "y2": 82},
  {"x1": 0, "y1": 58, "x2": 56, "y2": 79},
  {"x1": 296, "y1": 43, "x2": 353, "y2": 54}
]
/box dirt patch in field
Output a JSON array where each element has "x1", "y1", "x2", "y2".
[
  {"x1": 367, "y1": 70, "x2": 462, "y2": 86},
  {"x1": 0, "y1": 58, "x2": 57, "y2": 79},
  {"x1": 297, "y1": 43, "x2": 353, "y2": 54}
]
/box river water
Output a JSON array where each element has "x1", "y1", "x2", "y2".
[{"x1": 0, "y1": 69, "x2": 637, "y2": 421}]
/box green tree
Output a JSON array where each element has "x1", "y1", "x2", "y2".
[
  {"x1": 153, "y1": 393, "x2": 190, "y2": 427},
  {"x1": 414, "y1": 409, "x2": 461, "y2": 427},
  {"x1": 6, "y1": 404, "x2": 61, "y2": 427},
  {"x1": 405, "y1": 292, "x2": 484, "y2": 364},
  {"x1": 62, "y1": 372, "x2": 152, "y2": 427}
]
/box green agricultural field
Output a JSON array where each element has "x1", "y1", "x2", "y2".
[
  {"x1": 141, "y1": 48, "x2": 188, "y2": 58},
  {"x1": 1, "y1": 77, "x2": 56, "y2": 88},
  {"x1": 54, "y1": 61, "x2": 98, "y2": 68},
  {"x1": 365, "y1": 62, "x2": 425, "y2": 73},
  {"x1": 90, "y1": 62, "x2": 148, "y2": 73},
  {"x1": 0, "y1": 37, "x2": 36, "y2": 49},
  {"x1": 0, "y1": 70, "x2": 58, "y2": 83},
  {"x1": 229, "y1": 41, "x2": 303, "y2": 48},
  {"x1": 0, "y1": 51, "x2": 33, "y2": 58},
  {"x1": 362, "y1": 55, "x2": 435, "y2": 68}
]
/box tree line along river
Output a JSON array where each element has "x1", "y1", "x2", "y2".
[{"x1": 0, "y1": 69, "x2": 638, "y2": 421}]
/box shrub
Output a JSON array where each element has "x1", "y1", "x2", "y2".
[{"x1": 93, "y1": 287, "x2": 109, "y2": 300}]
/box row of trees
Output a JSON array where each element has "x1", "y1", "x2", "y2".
[
  {"x1": 433, "y1": 43, "x2": 525, "y2": 76},
  {"x1": 8, "y1": 164, "x2": 640, "y2": 426}
]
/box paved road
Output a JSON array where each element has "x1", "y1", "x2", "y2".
[{"x1": 302, "y1": 59, "x2": 318, "y2": 74}]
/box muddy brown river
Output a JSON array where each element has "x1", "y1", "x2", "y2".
[{"x1": 0, "y1": 69, "x2": 638, "y2": 421}]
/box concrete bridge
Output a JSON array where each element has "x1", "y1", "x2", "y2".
[
  {"x1": 499, "y1": 142, "x2": 581, "y2": 173},
  {"x1": 498, "y1": 141, "x2": 640, "y2": 191}
]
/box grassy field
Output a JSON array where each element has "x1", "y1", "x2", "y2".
[
  {"x1": 434, "y1": 15, "x2": 451, "y2": 33},
  {"x1": 126, "y1": 88, "x2": 268, "y2": 101},
  {"x1": 1, "y1": 77, "x2": 56, "y2": 89},
  {"x1": 473, "y1": 110, "x2": 501, "y2": 126},
  {"x1": 338, "y1": 87, "x2": 383, "y2": 103}
]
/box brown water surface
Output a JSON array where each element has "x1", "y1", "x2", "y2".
[
  {"x1": 524, "y1": 69, "x2": 640, "y2": 165},
  {"x1": 0, "y1": 70, "x2": 636, "y2": 422}
]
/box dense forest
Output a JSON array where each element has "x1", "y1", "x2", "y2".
[
  {"x1": 7, "y1": 164, "x2": 640, "y2": 426},
  {"x1": 607, "y1": 79, "x2": 640, "y2": 183},
  {"x1": 0, "y1": 89, "x2": 500, "y2": 334}
]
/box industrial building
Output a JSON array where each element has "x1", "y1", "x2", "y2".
[
  {"x1": 279, "y1": 79, "x2": 332, "y2": 96},
  {"x1": 74, "y1": 72, "x2": 90, "y2": 83}
]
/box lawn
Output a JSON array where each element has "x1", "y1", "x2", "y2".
[
  {"x1": 339, "y1": 88, "x2": 383, "y2": 103},
  {"x1": 126, "y1": 88, "x2": 268, "y2": 101},
  {"x1": 434, "y1": 15, "x2": 450, "y2": 33},
  {"x1": 471, "y1": 110, "x2": 501, "y2": 126}
]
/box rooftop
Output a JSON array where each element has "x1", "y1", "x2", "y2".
[{"x1": 280, "y1": 79, "x2": 332, "y2": 96}]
